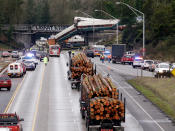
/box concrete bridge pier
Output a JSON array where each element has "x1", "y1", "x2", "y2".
[{"x1": 14, "y1": 33, "x2": 32, "y2": 48}]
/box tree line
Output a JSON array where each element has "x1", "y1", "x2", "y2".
[{"x1": 0, "y1": 0, "x2": 175, "y2": 59}]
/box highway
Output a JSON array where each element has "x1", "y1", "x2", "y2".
[{"x1": 0, "y1": 52, "x2": 175, "y2": 131}]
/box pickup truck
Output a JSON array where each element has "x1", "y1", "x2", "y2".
[
  {"x1": 0, "y1": 113, "x2": 24, "y2": 131},
  {"x1": 121, "y1": 55, "x2": 134, "y2": 65}
]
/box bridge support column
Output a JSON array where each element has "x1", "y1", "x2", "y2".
[
  {"x1": 84, "y1": 33, "x2": 89, "y2": 46},
  {"x1": 14, "y1": 33, "x2": 32, "y2": 48}
]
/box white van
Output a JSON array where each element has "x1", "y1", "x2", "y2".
[{"x1": 7, "y1": 62, "x2": 24, "y2": 77}]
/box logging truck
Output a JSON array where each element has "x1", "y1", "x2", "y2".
[
  {"x1": 80, "y1": 74, "x2": 125, "y2": 131},
  {"x1": 67, "y1": 53, "x2": 96, "y2": 91}
]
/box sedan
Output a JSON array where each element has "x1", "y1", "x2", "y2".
[
  {"x1": 23, "y1": 61, "x2": 36, "y2": 70},
  {"x1": 0, "y1": 75, "x2": 11, "y2": 91}
]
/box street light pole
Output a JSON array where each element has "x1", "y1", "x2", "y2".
[
  {"x1": 95, "y1": 9, "x2": 119, "y2": 44},
  {"x1": 116, "y1": 2, "x2": 145, "y2": 57}
]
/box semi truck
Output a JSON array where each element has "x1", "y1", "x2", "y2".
[
  {"x1": 80, "y1": 74, "x2": 125, "y2": 131},
  {"x1": 112, "y1": 44, "x2": 126, "y2": 63}
]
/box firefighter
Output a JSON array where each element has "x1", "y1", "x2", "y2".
[{"x1": 43, "y1": 56, "x2": 48, "y2": 66}]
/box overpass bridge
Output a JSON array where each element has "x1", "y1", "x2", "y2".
[
  {"x1": 1, "y1": 17, "x2": 123, "y2": 48},
  {"x1": 1, "y1": 24, "x2": 69, "y2": 48}
]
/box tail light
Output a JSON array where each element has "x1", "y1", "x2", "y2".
[
  {"x1": 50, "y1": 50, "x2": 53, "y2": 54},
  {"x1": 15, "y1": 65, "x2": 18, "y2": 70},
  {"x1": 10, "y1": 65, "x2": 13, "y2": 70}
]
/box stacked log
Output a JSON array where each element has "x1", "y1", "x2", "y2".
[
  {"x1": 90, "y1": 97, "x2": 125, "y2": 121},
  {"x1": 71, "y1": 53, "x2": 93, "y2": 79},
  {"x1": 81, "y1": 74, "x2": 125, "y2": 121},
  {"x1": 81, "y1": 74, "x2": 118, "y2": 100}
]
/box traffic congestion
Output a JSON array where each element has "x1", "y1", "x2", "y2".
[{"x1": 0, "y1": 39, "x2": 175, "y2": 131}]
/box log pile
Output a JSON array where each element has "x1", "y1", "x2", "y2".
[
  {"x1": 81, "y1": 74, "x2": 118, "y2": 100},
  {"x1": 81, "y1": 74, "x2": 125, "y2": 121},
  {"x1": 70, "y1": 53, "x2": 93, "y2": 79},
  {"x1": 90, "y1": 97, "x2": 125, "y2": 120}
]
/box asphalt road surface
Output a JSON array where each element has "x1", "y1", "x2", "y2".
[
  {"x1": 1, "y1": 52, "x2": 175, "y2": 131},
  {"x1": 92, "y1": 57, "x2": 175, "y2": 131}
]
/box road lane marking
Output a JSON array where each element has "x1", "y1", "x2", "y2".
[
  {"x1": 4, "y1": 74, "x2": 27, "y2": 113},
  {"x1": 98, "y1": 65, "x2": 165, "y2": 131},
  {"x1": 31, "y1": 65, "x2": 45, "y2": 131}
]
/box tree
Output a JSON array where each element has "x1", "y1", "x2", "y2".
[{"x1": 25, "y1": 0, "x2": 36, "y2": 24}]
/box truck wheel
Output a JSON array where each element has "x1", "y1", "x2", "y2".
[{"x1": 7, "y1": 87, "x2": 11, "y2": 91}]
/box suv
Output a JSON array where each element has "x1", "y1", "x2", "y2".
[
  {"x1": 7, "y1": 62, "x2": 24, "y2": 77},
  {"x1": 0, "y1": 113, "x2": 24, "y2": 131},
  {"x1": 11, "y1": 51, "x2": 19, "y2": 58},
  {"x1": 141, "y1": 60, "x2": 154, "y2": 70},
  {"x1": 121, "y1": 55, "x2": 134, "y2": 65},
  {"x1": 85, "y1": 50, "x2": 94, "y2": 58},
  {"x1": 132, "y1": 56, "x2": 143, "y2": 68},
  {"x1": 2, "y1": 51, "x2": 10, "y2": 57},
  {"x1": 154, "y1": 63, "x2": 170, "y2": 78}
]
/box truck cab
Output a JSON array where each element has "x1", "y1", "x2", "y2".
[{"x1": 0, "y1": 113, "x2": 24, "y2": 131}]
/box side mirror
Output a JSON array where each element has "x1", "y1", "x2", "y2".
[
  {"x1": 66, "y1": 62, "x2": 69, "y2": 67},
  {"x1": 19, "y1": 118, "x2": 24, "y2": 121}
]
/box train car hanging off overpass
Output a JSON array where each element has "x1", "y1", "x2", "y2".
[{"x1": 54, "y1": 17, "x2": 121, "y2": 43}]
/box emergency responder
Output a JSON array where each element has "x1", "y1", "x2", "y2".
[
  {"x1": 72, "y1": 50, "x2": 75, "y2": 56},
  {"x1": 108, "y1": 55, "x2": 111, "y2": 63},
  {"x1": 101, "y1": 54, "x2": 105, "y2": 63},
  {"x1": 43, "y1": 56, "x2": 48, "y2": 66}
]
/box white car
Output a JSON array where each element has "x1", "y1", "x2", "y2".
[
  {"x1": 154, "y1": 63, "x2": 170, "y2": 77},
  {"x1": 11, "y1": 51, "x2": 19, "y2": 58},
  {"x1": 22, "y1": 55, "x2": 39, "y2": 66},
  {"x1": 7, "y1": 62, "x2": 24, "y2": 77},
  {"x1": 141, "y1": 60, "x2": 154, "y2": 70},
  {"x1": 132, "y1": 56, "x2": 143, "y2": 68}
]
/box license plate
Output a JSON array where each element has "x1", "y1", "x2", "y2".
[{"x1": 3, "y1": 81, "x2": 8, "y2": 84}]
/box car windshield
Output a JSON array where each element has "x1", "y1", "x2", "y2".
[
  {"x1": 0, "y1": 115, "x2": 18, "y2": 123},
  {"x1": 24, "y1": 61, "x2": 33, "y2": 63},
  {"x1": 51, "y1": 46, "x2": 59, "y2": 49},
  {"x1": 0, "y1": 76, "x2": 9, "y2": 80},
  {"x1": 104, "y1": 52, "x2": 110, "y2": 55},
  {"x1": 160, "y1": 65, "x2": 169, "y2": 68},
  {"x1": 146, "y1": 61, "x2": 153, "y2": 64}
]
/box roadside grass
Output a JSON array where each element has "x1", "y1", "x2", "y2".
[{"x1": 128, "y1": 77, "x2": 175, "y2": 121}]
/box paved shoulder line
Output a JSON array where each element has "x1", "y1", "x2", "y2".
[
  {"x1": 32, "y1": 65, "x2": 45, "y2": 131},
  {"x1": 4, "y1": 74, "x2": 28, "y2": 113}
]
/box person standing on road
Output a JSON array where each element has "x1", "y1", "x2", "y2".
[
  {"x1": 101, "y1": 54, "x2": 105, "y2": 63},
  {"x1": 72, "y1": 50, "x2": 75, "y2": 56},
  {"x1": 108, "y1": 55, "x2": 111, "y2": 63},
  {"x1": 43, "y1": 56, "x2": 48, "y2": 66}
]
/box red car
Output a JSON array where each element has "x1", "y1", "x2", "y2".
[
  {"x1": 0, "y1": 113, "x2": 24, "y2": 131},
  {"x1": 0, "y1": 75, "x2": 11, "y2": 91},
  {"x1": 121, "y1": 55, "x2": 134, "y2": 65}
]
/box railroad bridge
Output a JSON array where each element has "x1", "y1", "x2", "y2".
[{"x1": 1, "y1": 24, "x2": 69, "y2": 48}]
